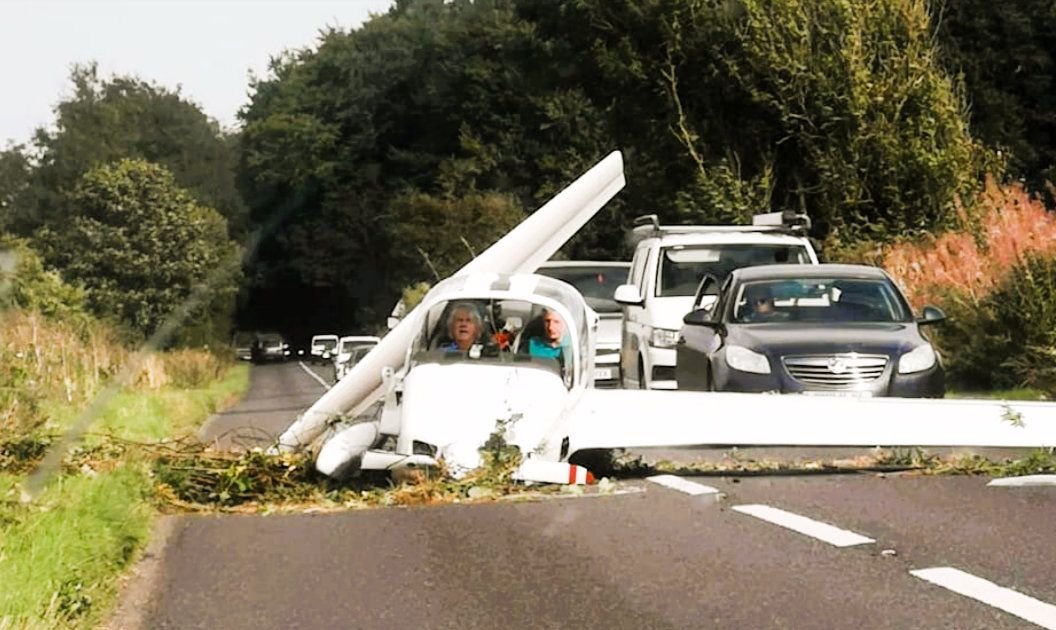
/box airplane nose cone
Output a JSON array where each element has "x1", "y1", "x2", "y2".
[
  {"x1": 315, "y1": 422, "x2": 378, "y2": 479},
  {"x1": 440, "y1": 441, "x2": 484, "y2": 478}
]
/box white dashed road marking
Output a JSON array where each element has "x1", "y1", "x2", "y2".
[
  {"x1": 988, "y1": 475, "x2": 1056, "y2": 487},
  {"x1": 732, "y1": 504, "x2": 875, "y2": 547},
  {"x1": 298, "y1": 362, "x2": 331, "y2": 390},
  {"x1": 911, "y1": 567, "x2": 1056, "y2": 629},
  {"x1": 646, "y1": 475, "x2": 720, "y2": 496}
]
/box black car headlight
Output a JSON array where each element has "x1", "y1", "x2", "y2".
[{"x1": 725, "y1": 345, "x2": 771, "y2": 374}]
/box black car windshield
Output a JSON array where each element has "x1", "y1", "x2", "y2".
[
  {"x1": 658, "y1": 245, "x2": 811, "y2": 297},
  {"x1": 536, "y1": 266, "x2": 629, "y2": 313},
  {"x1": 258, "y1": 334, "x2": 284, "y2": 347},
  {"x1": 732, "y1": 278, "x2": 910, "y2": 323}
]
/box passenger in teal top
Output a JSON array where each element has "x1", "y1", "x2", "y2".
[{"x1": 527, "y1": 307, "x2": 573, "y2": 376}]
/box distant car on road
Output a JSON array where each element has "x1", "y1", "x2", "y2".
[
  {"x1": 334, "y1": 342, "x2": 380, "y2": 382},
  {"x1": 535, "y1": 261, "x2": 631, "y2": 388},
  {"x1": 309, "y1": 334, "x2": 339, "y2": 364},
  {"x1": 333, "y1": 336, "x2": 381, "y2": 381},
  {"x1": 233, "y1": 331, "x2": 255, "y2": 361},
  {"x1": 251, "y1": 332, "x2": 289, "y2": 364},
  {"x1": 675, "y1": 264, "x2": 946, "y2": 398}
]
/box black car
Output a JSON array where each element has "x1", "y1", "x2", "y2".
[
  {"x1": 676, "y1": 264, "x2": 946, "y2": 397},
  {"x1": 251, "y1": 332, "x2": 289, "y2": 364}
]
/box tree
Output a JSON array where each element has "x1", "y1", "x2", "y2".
[
  {"x1": 235, "y1": 0, "x2": 623, "y2": 334},
  {"x1": 33, "y1": 159, "x2": 240, "y2": 347},
  {"x1": 29, "y1": 63, "x2": 250, "y2": 239},
  {"x1": 933, "y1": 0, "x2": 1056, "y2": 205},
  {"x1": 518, "y1": 0, "x2": 990, "y2": 245},
  {"x1": 0, "y1": 144, "x2": 40, "y2": 235},
  {"x1": 0, "y1": 234, "x2": 88, "y2": 321},
  {"x1": 387, "y1": 189, "x2": 525, "y2": 280}
]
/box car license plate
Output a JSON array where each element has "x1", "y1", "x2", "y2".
[
  {"x1": 802, "y1": 390, "x2": 872, "y2": 398},
  {"x1": 594, "y1": 367, "x2": 614, "y2": 381}
]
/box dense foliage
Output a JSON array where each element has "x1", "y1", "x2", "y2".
[
  {"x1": 883, "y1": 179, "x2": 1056, "y2": 394},
  {"x1": 933, "y1": 0, "x2": 1056, "y2": 206},
  {"x1": 3, "y1": 0, "x2": 1056, "y2": 355},
  {"x1": 24, "y1": 63, "x2": 250, "y2": 239},
  {"x1": 33, "y1": 160, "x2": 240, "y2": 347},
  {"x1": 0, "y1": 235, "x2": 89, "y2": 321}
]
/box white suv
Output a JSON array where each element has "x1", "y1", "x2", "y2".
[
  {"x1": 614, "y1": 212, "x2": 819, "y2": 390},
  {"x1": 309, "y1": 334, "x2": 339, "y2": 365}
]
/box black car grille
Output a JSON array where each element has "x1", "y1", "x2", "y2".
[{"x1": 782, "y1": 354, "x2": 888, "y2": 387}]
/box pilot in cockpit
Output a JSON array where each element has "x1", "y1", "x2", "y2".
[
  {"x1": 526, "y1": 307, "x2": 573, "y2": 373},
  {"x1": 438, "y1": 303, "x2": 484, "y2": 352}
]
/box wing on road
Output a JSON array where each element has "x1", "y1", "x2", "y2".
[{"x1": 566, "y1": 390, "x2": 1056, "y2": 454}]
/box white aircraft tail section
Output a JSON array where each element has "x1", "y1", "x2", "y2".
[{"x1": 514, "y1": 459, "x2": 595, "y2": 485}]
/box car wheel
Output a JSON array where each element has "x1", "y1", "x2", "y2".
[{"x1": 638, "y1": 358, "x2": 647, "y2": 390}]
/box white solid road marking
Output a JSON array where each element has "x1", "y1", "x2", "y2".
[
  {"x1": 646, "y1": 475, "x2": 720, "y2": 496},
  {"x1": 298, "y1": 361, "x2": 331, "y2": 390},
  {"x1": 911, "y1": 567, "x2": 1056, "y2": 629},
  {"x1": 988, "y1": 475, "x2": 1056, "y2": 487},
  {"x1": 732, "y1": 504, "x2": 875, "y2": 547}
]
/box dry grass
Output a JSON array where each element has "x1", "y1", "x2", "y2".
[
  {"x1": 0, "y1": 311, "x2": 125, "y2": 437},
  {"x1": 1, "y1": 310, "x2": 234, "y2": 444},
  {"x1": 883, "y1": 176, "x2": 1056, "y2": 308}
]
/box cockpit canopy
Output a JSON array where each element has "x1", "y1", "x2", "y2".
[{"x1": 407, "y1": 273, "x2": 594, "y2": 389}]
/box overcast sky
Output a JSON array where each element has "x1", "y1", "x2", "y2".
[{"x1": 0, "y1": 0, "x2": 396, "y2": 146}]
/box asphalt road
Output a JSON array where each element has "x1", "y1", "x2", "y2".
[
  {"x1": 125, "y1": 361, "x2": 1056, "y2": 630},
  {"x1": 141, "y1": 475, "x2": 1056, "y2": 629},
  {"x1": 197, "y1": 359, "x2": 332, "y2": 449}
]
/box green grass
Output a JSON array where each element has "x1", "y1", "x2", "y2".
[
  {"x1": 0, "y1": 468, "x2": 153, "y2": 630},
  {"x1": 946, "y1": 388, "x2": 1048, "y2": 400},
  {"x1": 85, "y1": 363, "x2": 249, "y2": 444},
  {"x1": 0, "y1": 363, "x2": 249, "y2": 630}
]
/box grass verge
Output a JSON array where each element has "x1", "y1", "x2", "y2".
[
  {"x1": 0, "y1": 363, "x2": 249, "y2": 630},
  {"x1": 946, "y1": 388, "x2": 1048, "y2": 400}
]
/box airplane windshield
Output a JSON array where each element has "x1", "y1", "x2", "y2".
[{"x1": 410, "y1": 297, "x2": 580, "y2": 388}]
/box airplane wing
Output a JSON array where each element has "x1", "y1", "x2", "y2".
[{"x1": 564, "y1": 390, "x2": 1056, "y2": 454}]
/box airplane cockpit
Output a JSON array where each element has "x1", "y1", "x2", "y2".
[{"x1": 406, "y1": 273, "x2": 595, "y2": 390}]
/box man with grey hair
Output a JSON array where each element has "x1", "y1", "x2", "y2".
[{"x1": 439, "y1": 303, "x2": 484, "y2": 352}]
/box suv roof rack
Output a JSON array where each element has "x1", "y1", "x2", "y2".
[{"x1": 629, "y1": 211, "x2": 811, "y2": 245}]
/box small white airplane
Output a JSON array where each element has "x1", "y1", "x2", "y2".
[{"x1": 273, "y1": 151, "x2": 1056, "y2": 485}]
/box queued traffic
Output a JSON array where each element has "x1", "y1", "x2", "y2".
[{"x1": 240, "y1": 209, "x2": 949, "y2": 400}]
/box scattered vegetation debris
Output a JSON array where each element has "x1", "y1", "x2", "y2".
[
  {"x1": 596, "y1": 447, "x2": 1056, "y2": 480},
  {"x1": 147, "y1": 418, "x2": 612, "y2": 513}
]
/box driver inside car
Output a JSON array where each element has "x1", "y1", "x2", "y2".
[{"x1": 741, "y1": 285, "x2": 777, "y2": 322}]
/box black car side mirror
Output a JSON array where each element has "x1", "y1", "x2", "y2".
[
  {"x1": 918, "y1": 305, "x2": 947, "y2": 326},
  {"x1": 683, "y1": 308, "x2": 719, "y2": 326}
]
